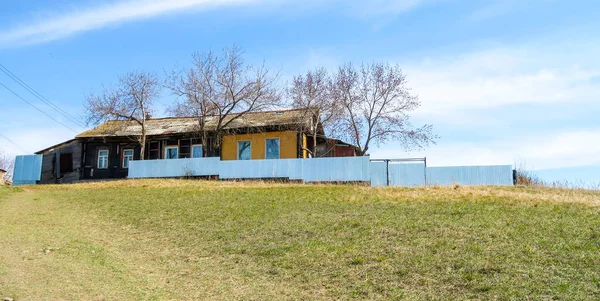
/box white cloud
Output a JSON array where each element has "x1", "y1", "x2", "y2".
[
  {"x1": 402, "y1": 44, "x2": 600, "y2": 118},
  {"x1": 0, "y1": 0, "x2": 433, "y2": 47},
  {"x1": 0, "y1": 0, "x2": 261, "y2": 47},
  {"x1": 344, "y1": 0, "x2": 433, "y2": 18},
  {"x1": 367, "y1": 38, "x2": 600, "y2": 169},
  {"x1": 469, "y1": 0, "x2": 562, "y2": 23},
  {"x1": 371, "y1": 129, "x2": 600, "y2": 170},
  {"x1": 0, "y1": 126, "x2": 74, "y2": 156}
]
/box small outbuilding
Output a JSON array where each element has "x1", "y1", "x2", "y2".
[{"x1": 0, "y1": 168, "x2": 6, "y2": 185}]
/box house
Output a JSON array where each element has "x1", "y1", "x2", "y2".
[
  {"x1": 35, "y1": 109, "x2": 358, "y2": 184},
  {"x1": 0, "y1": 168, "x2": 6, "y2": 185}
]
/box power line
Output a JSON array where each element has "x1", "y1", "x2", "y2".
[
  {"x1": 0, "y1": 80, "x2": 78, "y2": 134},
  {"x1": 0, "y1": 131, "x2": 29, "y2": 154},
  {"x1": 0, "y1": 63, "x2": 86, "y2": 129}
]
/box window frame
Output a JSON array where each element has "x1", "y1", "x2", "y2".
[
  {"x1": 191, "y1": 144, "x2": 204, "y2": 158},
  {"x1": 122, "y1": 149, "x2": 134, "y2": 169},
  {"x1": 97, "y1": 149, "x2": 109, "y2": 169},
  {"x1": 164, "y1": 146, "x2": 179, "y2": 160},
  {"x1": 265, "y1": 138, "x2": 280, "y2": 159},
  {"x1": 237, "y1": 140, "x2": 252, "y2": 160}
]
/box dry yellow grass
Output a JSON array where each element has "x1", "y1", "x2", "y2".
[{"x1": 1, "y1": 181, "x2": 599, "y2": 300}]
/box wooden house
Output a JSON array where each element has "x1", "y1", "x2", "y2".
[{"x1": 34, "y1": 109, "x2": 358, "y2": 184}]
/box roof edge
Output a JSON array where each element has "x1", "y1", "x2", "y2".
[{"x1": 35, "y1": 138, "x2": 79, "y2": 154}]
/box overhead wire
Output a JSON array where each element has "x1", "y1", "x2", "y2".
[
  {"x1": 0, "y1": 131, "x2": 29, "y2": 154},
  {"x1": 0, "y1": 63, "x2": 86, "y2": 129},
  {"x1": 0, "y1": 80, "x2": 78, "y2": 134}
]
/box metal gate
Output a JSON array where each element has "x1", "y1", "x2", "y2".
[{"x1": 370, "y1": 158, "x2": 427, "y2": 187}]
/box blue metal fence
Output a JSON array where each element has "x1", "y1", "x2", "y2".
[
  {"x1": 389, "y1": 163, "x2": 427, "y2": 187},
  {"x1": 427, "y1": 165, "x2": 513, "y2": 186},
  {"x1": 219, "y1": 159, "x2": 304, "y2": 180},
  {"x1": 129, "y1": 157, "x2": 220, "y2": 178},
  {"x1": 370, "y1": 161, "x2": 387, "y2": 187},
  {"x1": 12, "y1": 153, "x2": 514, "y2": 187},
  {"x1": 128, "y1": 157, "x2": 513, "y2": 186},
  {"x1": 302, "y1": 157, "x2": 370, "y2": 182},
  {"x1": 12, "y1": 155, "x2": 43, "y2": 186},
  {"x1": 130, "y1": 156, "x2": 371, "y2": 183}
]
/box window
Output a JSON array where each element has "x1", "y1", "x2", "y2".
[
  {"x1": 148, "y1": 141, "x2": 160, "y2": 160},
  {"x1": 97, "y1": 150, "x2": 109, "y2": 169},
  {"x1": 192, "y1": 145, "x2": 203, "y2": 158},
  {"x1": 165, "y1": 146, "x2": 179, "y2": 159},
  {"x1": 265, "y1": 138, "x2": 280, "y2": 159},
  {"x1": 237, "y1": 140, "x2": 251, "y2": 160},
  {"x1": 122, "y1": 149, "x2": 134, "y2": 168},
  {"x1": 59, "y1": 153, "x2": 73, "y2": 174}
]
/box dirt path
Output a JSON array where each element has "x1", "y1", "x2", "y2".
[{"x1": 0, "y1": 189, "x2": 167, "y2": 300}]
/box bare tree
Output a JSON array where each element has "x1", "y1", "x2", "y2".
[
  {"x1": 86, "y1": 71, "x2": 159, "y2": 160},
  {"x1": 165, "y1": 55, "x2": 219, "y2": 156},
  {"x1": 289, "y1": 68, "x2": 342, "y2": 157},
  {"x1": 333, "y1": 62, "x2": 435, "y2": 156},
  {"x1": 0, "y1": 150, "x2": 14, "y2": 183},
  {"x1": 168, "y1": 46, "x2": 281, "y2": 154}
]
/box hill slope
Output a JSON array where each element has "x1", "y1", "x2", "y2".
[{"x1": 1, "y1": 181, "x2": 599, "y2": 300}]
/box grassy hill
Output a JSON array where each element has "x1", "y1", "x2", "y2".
[{"x1": 1, "y1": 180, "x2": 599, "y2": 300}]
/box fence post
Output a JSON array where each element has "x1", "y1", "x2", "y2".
[
  {"x1": 385, "y1": 159, "x2": 390, "y2": 187},
  {"x1": 424, "y1": 157, "x2": 427, "y2": 187}
]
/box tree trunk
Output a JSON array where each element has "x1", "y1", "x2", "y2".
[
  {"x1": 140, "y1": 123, "x2": 146, "y2": 160},
  {"x1": 202, "y1": 132, "x2": 207, "y2": 158},
  {"x1": 312, "y1": 132, "x2": 318, "y2": 158},
  {"x1": 357, "y1": 147, "x2": 367, "y2": 157},
  {"x1": 215, "y1": 132, "x2": 223, "y2": 159},
  {"x1": 198, "y1": 117, "x2": 207, "y2": 158}
]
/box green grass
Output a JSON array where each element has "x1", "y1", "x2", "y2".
[{"x1": 1, "y1": 180, "x2": 599, "y2": 300}]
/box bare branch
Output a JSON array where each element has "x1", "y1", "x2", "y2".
[
  {"x1": 288, "y1": 67, "x2": 342, "y2": 157},
  {"x1": 85, "y1": 71, "x2": 159, "y2": 160},
  {"x1": 0, "y1": 150, "x2": 14, "y2": 183},
  {"x1": 166, "y1": 46, "x2": 282, "y2": 154},
  {"x1": 332, "y1": 62, "x2": 437, "y2": 155}
]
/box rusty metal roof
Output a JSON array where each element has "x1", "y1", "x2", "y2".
[{"x1": 76, "y1": 109, "x2": 312, "y2": 138}]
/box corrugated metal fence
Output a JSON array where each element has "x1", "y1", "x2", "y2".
[
  {"x1": 129, "y1": 157, "x2": 513, "y2": 186},
  {"x1": 129, "y1": 157, "x2": 221, "y2": 178},
  {"x1": 130, "y1": 156, "x2": 371, "y2": 183},
  {"x1": 427, "y1": 165, "x2": 514, "y2": 186},
  {"x1": 12, "y1": 155, "x2": 43, "y2": 186},
  {"x1": 11, "y1": 154, "x2": 513, "y2": 187}
]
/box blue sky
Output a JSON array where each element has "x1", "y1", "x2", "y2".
[{"x1": 1, "y1": 0, "x2": 599, "y2": 184}]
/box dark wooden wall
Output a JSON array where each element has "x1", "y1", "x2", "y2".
[
  {"x1": 82, "y1": 141, "x2": 141, "y2": 180},
  {"x1": 39, "y1": 140, "x2": 83, "y2": 184},
  {"x1": 80, "y1": 135, "x2": 219, "y2": 181}
]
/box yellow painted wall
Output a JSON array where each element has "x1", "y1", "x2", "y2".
[
  {"x1": 302, "y1": 134, "x2": 308, "y2": 158},
  {"x1": 221, "y1": 131, "x2": 299, "y2": 160}
]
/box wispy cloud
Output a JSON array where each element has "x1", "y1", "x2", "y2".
[
  {"x1": 0, "y1": 0, "x2": 261, "y2": 47},
  {"x1": 367, "y1": 36, "x2": 600, "y2": 169},
  {"x1": 0, "y1": 0, "x2": 434, "y2": 47},
  {"x1": 402, "y1": 43, "x2": 600, "y2": 117},
  {"x1": 343, "y1": 0, "x2": 434, "y2": 18},
  {"x1": 468, "y1": 0, "x2": 557, "y2": 22},
  {"x1": 371, "y1": 128, "x2": 600, "y2": 170}
]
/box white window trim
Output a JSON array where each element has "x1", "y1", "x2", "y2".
[
  {"x1": 191, "y1": 144, "x2": 203, "y2": 158},
  {"x1": 97, "y1": 150, "x2": 109, "y2": 169},
  {"x1": 265, "y1": 138, "x2": 280, "y2": 159},
  {"x1": 237, "y1": 140, "x2": 252, "y2": 160},
  {"x1": 164, "y1": 146, "x2": 179, "y2": 160},
  {"x1": 122, "y1": 149, "x2": 134, "y2": 168}
]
